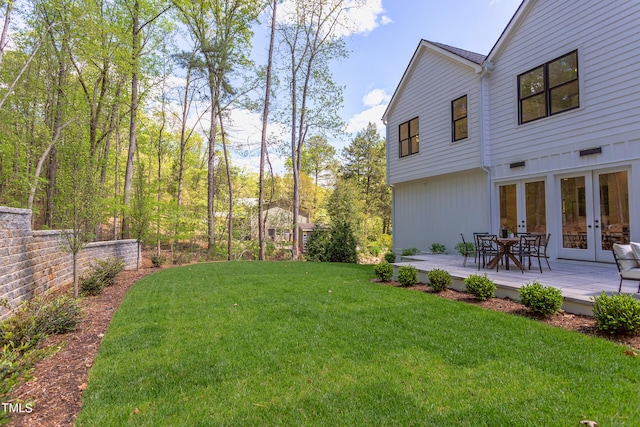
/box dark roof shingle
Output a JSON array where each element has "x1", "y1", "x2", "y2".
[{"x1": 427, "y1": 40, "x2": 486, "y2": 65}]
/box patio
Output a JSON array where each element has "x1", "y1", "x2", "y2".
[{"x1": 393, "y1": 254, "x2": 639, "y2": 316}]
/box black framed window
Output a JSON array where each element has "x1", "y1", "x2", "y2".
[
  {"x1": 399, "y1": 117, "x2": 419, "y2": 157},
  {"x1": 518, "y1": 50, "x2": 579, "y2": 124},
  {"x1": 452, "y1": 95, "x2": 468, "y2": 141}
]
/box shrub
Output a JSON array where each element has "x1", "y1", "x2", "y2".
[
  {"x1": 0, "y1": 294, "x2": 80, "y2": 424},
  {"x1": 172, "y1": 251, "x2": 190, "y2": 265},
  {"x1": 92, "y1": 257, "x2": 125, "y2": 286},
  {"x1": 397, "y1": 265, "x2": 418, "y2": 287},
  {"x1": 379, "y1": 233, "x2": 392, "y2": 249},
  {"x1": 0, "y1": 294, "x2": 81, "y2": 349},
  {"x1": 401, "y1": 247, "x2": 419, "y2": 256},
  {"x1": 326, "y1": 220, "x2": 358, "y2": 263},
  {"x1": 80, "y1": 275, "x2": 105, "y2": 296},
  {"x1": 464, "y1": 274, "x2": 496, "y2": 301},
  {"x1": 33, "y1": 294, "x2": 82, "y2": 336},
  {"x1": 80, "y1": 257, "x2": 125, "y2": 296},
  {"x1": 373, "y1": 262, "x2": 394, "y2": 282},
  {"x1": 427, "y1": 269, "x2": 452, "y2": 292},
  {"x1": 305, "y1": 228, "x2": 330, "y2": 262},
  {"x1": 430, "y1": 243, "x2": 446, "y2": 254},
  {"x1": 384, "y1": 251, "x2": 396, "y2": 263},
  {"x1": 151, "y1": 253, "x2": 165, "y2": 268},
  {"x1": 591, "y1": 292, "x2": 640, "y2": 335},
  {"x1": 455, "y1": 241, "x2": 475, "y2": 256},
  {"x1": 368, "y1": 245, "x2": 381, "y2": 257},
  {"x1": 518, "y1": 281, "x2": 563, "y2": 317}
]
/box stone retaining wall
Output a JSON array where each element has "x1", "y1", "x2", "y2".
[{"x1": 0, "y1": 206, "x2": 138, "y2": 318}]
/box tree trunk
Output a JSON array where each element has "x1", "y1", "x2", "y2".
[
  {"x1": 206, "y1": 71, "x2": 218, "y2": 253},
  {"x1": 219, "y1": 108, "x2": 233, "y2": 260},
  {"x1": 122, "y1": 0, "x2": 141, "y2": 239},
  {"x1": 259, "y1": 0, "x2": 277, "y2": 261}
]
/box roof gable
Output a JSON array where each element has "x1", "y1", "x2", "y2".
[
  {"x1": 382, "y1": 39, "x2": 485, "y2": 122},
  {"x1": 485, "y1": 0, "x2": 531, "y2": 62}
]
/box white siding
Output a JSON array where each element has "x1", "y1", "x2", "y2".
[
  {"x1": 386, "y1": 46, "x2": 483, "y2": 185},
  {"x1": 392, "y1": 170, "x2": 489, "y2": 253},
  {"x1": 487, "y1": 0, "x2": 640, "y2": 176}
]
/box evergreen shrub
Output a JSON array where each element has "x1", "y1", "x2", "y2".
[
  {"x1": 427, "y1": 268, "x2": 452, "y2": 292},
  {"x1": 518, "y1": 281, "x2": 563, "y2": 317},
  {"x1": 464, "y1": 274, "x2": 496, "y2": 301}
]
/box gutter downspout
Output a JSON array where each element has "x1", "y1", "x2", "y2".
[{"x1": 478, "y1": 63, "x2": 493, "y2": 233}]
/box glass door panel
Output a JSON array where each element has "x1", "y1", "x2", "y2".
[
  {"x1": 561, "y1": 177, "x2": 587, "y2": 249},
  {"x1": 597, "y1": 171, "x2": 630, "y2": 259},
  {"x1": 525, "y1": 181, "x2": 546, "y2": 234},
  {"x1": 499, "y1": 184, "x2": 517, "y2": 235}
]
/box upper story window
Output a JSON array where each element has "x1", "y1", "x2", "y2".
[
  {"x1": 452, "y1": 95, "x2": 468, "y2": 141},
  {"x1": 399, "y1": 117, "x2": 419, "y2": 157},
  {"x1": 518, "y1": 50, "x2": 579, "y2": 124}
]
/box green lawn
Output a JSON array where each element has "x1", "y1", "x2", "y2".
[{"x1": 77, "y1": 262, "x2": 639, "y2": 426}]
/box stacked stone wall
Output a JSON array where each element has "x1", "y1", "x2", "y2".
[{"x1": 0, "y1": 206, "x2": 137, "y2": 318}]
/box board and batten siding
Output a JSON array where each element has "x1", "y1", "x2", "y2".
[
  {"x1": 386, "y1": 45, "x2": 482, "y2": 185},
  {"x1": 486, "y1": 0, "x2": 640, "y2": 179},
  {"x1": 392, "y1": 169, "x2": 489, "y2": 254}
]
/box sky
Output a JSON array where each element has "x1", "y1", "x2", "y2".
[{"x1": 228, "y1": 0, "x2": 524, "y2": 173}]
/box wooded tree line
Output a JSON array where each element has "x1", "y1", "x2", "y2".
[{"x1": 0, "y1": 0, "x2": 390, "y2": 260}]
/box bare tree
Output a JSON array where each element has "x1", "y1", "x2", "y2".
[{"x1": 277, "y1": 0, "x2": 349, "y2": 258}]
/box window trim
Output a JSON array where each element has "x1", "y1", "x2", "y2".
[
  {"x1": 518, "y1": 50, "x2": 579, "y2": 125},
  {"x1": 399, "y1": 117, "x2": 419, "y2": 158},
  {"x1": 451, "y1": 95, "x2": 468, "y2": 142}
]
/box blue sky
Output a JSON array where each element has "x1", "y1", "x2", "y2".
[
  {"x1": 337, "y1": 0, "x2": 523, "y2": 137},
  {"x1": 229, "y1": 0, "x2": 523, "y2": 172}
]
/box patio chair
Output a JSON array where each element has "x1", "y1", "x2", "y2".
[
  {"x1": 611, "y1": 243, "x2": 640, "y2": 293},
  {"x1": 539, "y1": 233, "x2": 551, "y2": 271},
  {"x1": 477, "y1": 235, "x2": 499, "y2": 271},
  {"x1": 473, "y1": 232, "x2": 489, "y2": 265},
  {"x1": 517, "y1": 234, "x2": 542, "y2": 273},
  {"x1": 459, "y1": 234, "x2": 475, "y2": 267}
]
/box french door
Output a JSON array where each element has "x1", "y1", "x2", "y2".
[
  {"x1": 558, "y1": 170, "x2": 630, "y2": 262},
  {"x1": 499, "y1": 180, "x2": 547, "y2": 236}
]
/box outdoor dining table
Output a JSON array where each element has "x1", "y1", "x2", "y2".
[{"x1": 486, "y1": 237, "x2": 523, "y2": 271}]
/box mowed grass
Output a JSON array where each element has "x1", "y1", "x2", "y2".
[{"x1": 77, "y1": 262, "x2": 639, "y2": 426}]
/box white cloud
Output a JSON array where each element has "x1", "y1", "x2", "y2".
[
  {"x1": 362, "y1": 88, "x2": 391, "y2": 107},
  {"x1": 278, "y1": 0, "x2": 390, "y2": 38},
  {"x1": 346, "y1": 104, "x2": 386, "y2": 135},
  {"x1": 346, "y1": 87, "x2": 389, "y2": 135}
]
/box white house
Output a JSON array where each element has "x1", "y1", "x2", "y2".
[{"x1": 383, "y1": 0, "x2": 640, "y2": 263}]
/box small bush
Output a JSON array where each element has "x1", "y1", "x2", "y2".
[
  {"x1": 401, "y1": 248, "x2": 419, "y2": 256},
  {"x1": 0, "y1": 294, "x2": 79, "y2": 424},
  {"x1": 151, "y1": 253, "x2": 165, "y2": 268},
  {"x1": 464, "y1": 274, "x2": 496, "y2": 301},
  {"x1": 172, "y1": 251, "x2": 190, "y2": 265},
  {"x1": 384, "y1": 251, "x2": 396, "y2": 263},
  {"x1": 368, "y1": 245, "x2": 381, "y2": 257},
  {"x1": 398, "y1": 265, "x2": 418, "y2": 287},
  {"x1": 455, "y1": 241, "x2": 474, "y2": 256},
  {"x1": 305, "y1": 228, "x2": 330, "y2": 262},
  {"x1": 519, "y1": 281, "x2": 563, "y2": 317},
  {"x1": 326, "y1": 220, "x2": 358, "y2": 263},
  {"x1": 92, "y1": 257, "x2": 125, "y2": 286},
  {"x1": 33, "y1": 294, "x2": 82, "y2": 336},
  {"x1": 373, "y1": 262, "x2": 394, "y2": 282},
  {"x1": 592, "y1": 292, "x2": 640, "y2": 335},
  {"x1": 427, "y1": 269, "x2": 452, "y2": 292},
  {"x1": 0, "y1": 294, "x2": 81, "y2": 349},
  {"x1": 430, "y1": 243, "x2": 446, "y2": 254},
  {"x1": 80, "y1": 257, "x2": 124, "y2": 296},
  {"x1": 80, "y1": 275, "x2": 105, "y2": 296}
]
